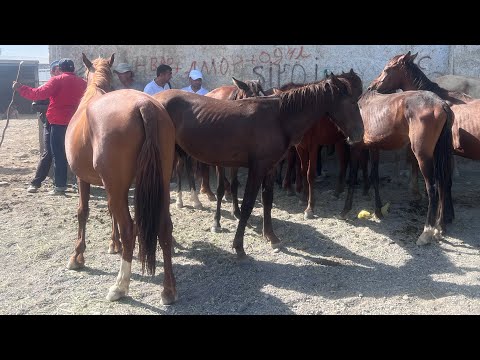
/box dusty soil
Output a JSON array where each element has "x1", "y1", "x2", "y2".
[{"x1": 1, "y1": 118, "x2": 480, "y2": 315}]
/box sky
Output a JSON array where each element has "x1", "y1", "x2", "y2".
[{"x1": 0, "y1": 45, "x2": 49, "y2": 63}]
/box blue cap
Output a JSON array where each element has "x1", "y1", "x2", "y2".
[
  {"x1": 50, "y1": 60, "x2": 60, "y2": 71},
  {"x1": 59, "y1": 58, "x2": 75, "y2": 72}
]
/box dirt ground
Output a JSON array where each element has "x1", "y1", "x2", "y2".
[{"x1": 1, "y1": 118, "x2": 480, "y2": 315}]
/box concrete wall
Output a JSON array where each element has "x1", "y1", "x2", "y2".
[{"x1": 49, "y1": 45, "x2": 452, "y2": 91}]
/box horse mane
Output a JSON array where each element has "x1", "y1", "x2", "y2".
[
  {"x1": 402, "y1": 58, "x2": 472, "y2": 104},
  {"x1": 79, "y1": 57, "x2": 113, "y2": 108},
  {"x1": 278, "y1": 77, "x2": 349, "y2": 113},
  {"x1": 279, "y1": 82, "x2": 304, "y2": 91}
]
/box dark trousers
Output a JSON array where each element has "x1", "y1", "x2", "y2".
[
  {"x1": 50, "y1": 124, "x2": 68, "y2": 188},
  {"x1": 31, "y1": 123, "x2": 52, "y2": 187}
]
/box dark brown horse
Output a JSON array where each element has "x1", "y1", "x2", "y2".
[
  {"x1": 65, "y1": 54, "x2": 177, "y2": 304},
  {"x1": 340, "y1": 87, "x2": 453, "y2": 245},
  {"x1": 278, "y1": 70, "x2": 369, "y2": 219},
  {"x1": 199, "y1": 77, "x2": 266, "y2": 202},
  {"x1": 154, "y1": 74, "x2": 364, "y2": 258},
  {"x1": 173, "y1": 78, "x2": 266, "y2": 211}
]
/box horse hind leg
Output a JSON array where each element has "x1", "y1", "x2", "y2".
[
  {"x1": 415, "y1": 157, "x2": 437, "y2": 246},
  {"x1": 199, "y1": 162, "x2": 216, "y2": 201},
  {"x1": 185, "y1": 154, "x2": 203, "y2": 209},
  {"x1": 211, "y1": 166, "x2": 226, "y2": 232},
  {"x1": 108, "y1": 210, "x2": 122, "y2": 254},
  {"x1": 67, "y1": 178, "x2": 90, "y2": 270},
  {"x1": 230, "y1": 167, "x2": 241, "y2": 220},
  {"x1": 105, "y1": 188, "x2": 135, "y2": 301}
]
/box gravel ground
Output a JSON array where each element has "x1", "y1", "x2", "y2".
[{"x1": 1, "y1": 118, "x2": 479, "y2": 315}]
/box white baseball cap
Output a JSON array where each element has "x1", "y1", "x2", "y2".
[
  {"x1": 189, "y1": 69, "x2": 203, "y2": 80},
  {"x1": 114, "y1": 63, "x2": 133, "y2": 74}
]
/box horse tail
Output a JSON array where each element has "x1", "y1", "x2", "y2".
[
  {"x1": 434, "y1": 102, "x2": 454, "y2": 210},
  {"x1": 135, "y1": 100, "x2": 165, "y2": 276}
]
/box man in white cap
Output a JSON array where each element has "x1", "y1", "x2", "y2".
[
  {"x1": 113, "y1": 63, "x2": 144, "y2": 91},
  {"x1": 181, "y1": 69, "x2": 209, "y2": 95}
]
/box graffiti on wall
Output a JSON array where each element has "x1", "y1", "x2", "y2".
[{"x1": 131, "y1": 46, "x2": 333, "y2": 88}]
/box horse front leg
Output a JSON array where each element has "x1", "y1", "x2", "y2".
[
  {"x1": 304, "y1": 145, "x2": 318, "y2": 219},
  {"x1": 370, "y1": 148, "x2": 384, "y2": 218},
  {"x1": 340, "y1": 145, "x2": 361, "y2": 219},
  {"x1": 67, "y1": 177, "x2": 90, "y2": 270},
  {"x1": 334, "y1": 141, "x2": 347, "y2": 197},
  {"x1": 232, "y1": 164, "x2": 265, "y2": 260},
  {"x1": 261, "y1": 169, "x2": 281, "y2": 249},
  {"x1": 211, "y1": 166, "x2": 225, "y2": 232},
  {"x1": 282, "y1": 146, "x2": 296, "y2": 196}
]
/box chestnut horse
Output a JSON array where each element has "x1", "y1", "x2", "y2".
[
  {"x1": 340, "y1": 88, "x2": 453, "y2": 245},
  {"x1": 278, "y1": 70, "x2": 368, "y2": 219},
  {"x1": 154, "y1": 74, "x2": 364, "y2": 258},
  {"x1": 65, "y1": 54, "x2": 177, "y2": 304}
]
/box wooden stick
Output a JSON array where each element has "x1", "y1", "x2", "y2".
[{"x1": 0, "y1": 61, "x2": 24, "y2": 147}]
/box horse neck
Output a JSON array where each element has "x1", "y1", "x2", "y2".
[
  {"x1": 406, "y1": 68, "x2": 473, "y2": 104},
  {"x1": 279, "y1": 94, "x2": 333, "y2": 145}
]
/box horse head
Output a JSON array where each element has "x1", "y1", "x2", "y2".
[
  {"x1": 368, "y1": 51, "x2": 419, "y2": 93},
  {"x1": 231, "y1": 77, "x2": 266, "y2": 98},
  {"x1": 82, "y1": 53, "x2": 115, "y2": 93}
]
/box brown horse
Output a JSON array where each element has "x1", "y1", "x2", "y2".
[
  {"x1": 173, "y1": 78, "x2": 266, "y2": 211},
  {"x1": 196, "y1": 78, "x2": 266, "y2": 201},
  {"x1": 154, "y1": 74, "x2": 364, "y2": 258},
  {"x1": 369, "y1": 51, "x2": 480, "y2": 161},
  {"x1": 278, "y1": 70, "x2": 369, "y2": 219},
  {"x1": 340, "y1": 87, "x2": 453, "y2": 245},
  {"x1": 65, "y1": 54, "x2": 177, "y2": 304}
]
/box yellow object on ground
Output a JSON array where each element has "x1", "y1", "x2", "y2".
[{"x1": 357, "y1": 210, "x2": 372, "y2": 219}]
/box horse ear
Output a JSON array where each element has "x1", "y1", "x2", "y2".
[
  {"x1": 82, "y1": 53, "x2": 93, "y2": 70},
  {"x1": 350, "y1": 68, "x2": 355, "y2": 74},
  {"x1": 232, "y1": 77, "x2": 250, "y2": 92},
  {"x1": 410, "y1": 52, "x2": 418, "y2": 62},
  {"x1": 108, "y1": 53, "x2": 115, "y2": 68}
]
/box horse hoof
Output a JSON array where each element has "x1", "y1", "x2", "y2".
[
  {"x1": 304, "y1": 210, "x2": 314, "y2": 220},
  {"x1": 233, "y1": 211, "x2": 241, "y2": 220},
  {"x1": 211, "y1": 225, "x2": 221, "y2": 233},
  {"x1": 417, "y1": 232, "x2": 432, "y2": 246},
  {"x1": 67, "y1": 256, "x2": 84, "y2": 270},
  {"x1": 193, "y1": 202, "x2": 203, "y2": 210},
  {"x1": 176, "y1": 201, "x2": 184, "y2": 209},
  {"x1": 106, "y1": 286, "x2": 127, "y2": 301},
  {"x1": 339, "y1": 211, "x2": 349, "y2": 220},
  {"x1": 207, "y1": 193, "x2": 216, "y2": 202},
  {"x1": 161, "y1": 290, "x2": 178, "y2": 305},
  {"x1": 271, "y1": 241, "x2": 282, "y2": 250}
]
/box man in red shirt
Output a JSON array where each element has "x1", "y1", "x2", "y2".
[{"x1": 13, "y1": 58, "x2": 87, "y2": 195}]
